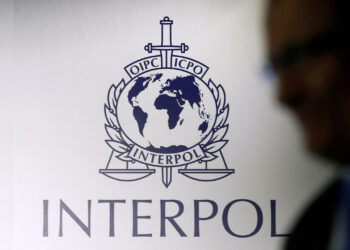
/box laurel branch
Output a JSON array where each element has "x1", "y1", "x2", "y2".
[
  {"x1": 198, "y1": 79, "x2": 229, "y2": 162},
  {"x1": 104, "y1": 78, "x2": 229, "y2": 163},
  {"x1": 104, "y1": 79, "x2": 135, "y2": 162}
]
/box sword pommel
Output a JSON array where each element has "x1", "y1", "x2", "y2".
[{"x1": 160, "y1": 16, "x2": 173, "y2": 25}]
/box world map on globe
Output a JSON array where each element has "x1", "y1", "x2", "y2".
[{"x1": 117, "y1": 71, "x2": 216, "y2": 153}]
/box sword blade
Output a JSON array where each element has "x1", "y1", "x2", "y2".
[{"x1": 161, "y1": 166, "x2": 172, "y2": 188}]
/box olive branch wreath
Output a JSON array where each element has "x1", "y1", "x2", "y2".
[{"x1": 104, "y1": 78, "x2": 229, "y2": 163}]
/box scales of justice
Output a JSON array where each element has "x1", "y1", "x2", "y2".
[{"x1": 99, "y1": 17, "x2": 234, "y2": 187}]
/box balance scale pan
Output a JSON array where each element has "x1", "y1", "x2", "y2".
[
  {"x1": 178, "y1": 169, "x2": 234, "y2": 182},
  {"x1": 99, "y1": 169, "x2": 155, "y2": 182}
]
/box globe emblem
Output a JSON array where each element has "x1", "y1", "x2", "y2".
[
  {"x1": 100, "y1": 16, "x2": 234, "y2": 187},
  {"x1": 117, "y1": 69, "x2": 217, "y2": 153}
]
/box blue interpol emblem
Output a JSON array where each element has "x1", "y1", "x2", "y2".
[{"x1": 99, "y1": 17, "x2": 234, "y2": 187}]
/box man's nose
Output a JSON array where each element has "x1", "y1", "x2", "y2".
[{"x1": 277, "y1": 72, "x2": 305, "y2": 109}]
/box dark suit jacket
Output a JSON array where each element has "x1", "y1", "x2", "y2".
[{"x1": 285, "y1": 180, "x2": 341, "y2": 250}]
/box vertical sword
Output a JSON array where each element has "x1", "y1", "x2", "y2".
[{"x1": 144, "y1": 17, "x2": 189, "y2": 187}]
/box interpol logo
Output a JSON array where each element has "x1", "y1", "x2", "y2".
[{"x1": 99, "y1": 17, "x2": 234, "y2": 187}]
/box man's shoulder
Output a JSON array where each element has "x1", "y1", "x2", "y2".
[{"x1": 285, "y1": 180, "x2": 341, "y2": 250}]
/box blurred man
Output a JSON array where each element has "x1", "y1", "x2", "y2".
[{"x1": 266, "y1": 0, "x2": 350, "y2": 249}]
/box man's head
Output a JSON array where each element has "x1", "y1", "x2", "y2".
[{"x1": 266, "y1": 0, "x2": 350, "y2": 164}]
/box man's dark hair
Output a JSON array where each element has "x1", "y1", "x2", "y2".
[{"x1": 335, "y1": 0, "x2": 350, "y2": 33}]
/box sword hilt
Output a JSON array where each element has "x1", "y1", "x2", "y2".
[
  {"x1": 144, "y1": 17, "x2": 189, "y2": 54},
  {"x1": 160, "y1": 16, "x2": 173, "y2": 46},
  {"x1": 144, "y1": 43, "x2": 189, "y2": 53}
]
